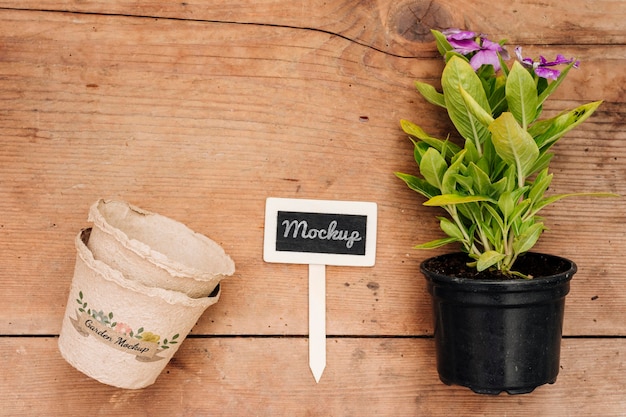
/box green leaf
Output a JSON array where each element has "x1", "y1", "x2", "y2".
[
  {"x1": 411, "y1": 139, "x2": 430, "y2": 166},
  {"x1": 414, "y1": 237, "x2": 459, "y2": 249},
  {"x1": 527, "y1": 168, "x2": 553, "y2": 205},
  {"x1": 480, "y1": 139, "x2": 505, "y2": 179},
  {"x1": 444, "y1": 50, "x2": 471, "y2": 64},
  {"x1": 424, "y1": 194, "x2": 493, "y2": 206},
  {"x1": 484, "y1": 204, "x2": 505, "y2": 231},
  {"x1": 506, "y1": 61, "x2": 538, "y2": 129},
  {"x1": 441, "y1": 149, "x2": 467, "y2": 194},
  {"x1": 503, "y1": 164, "x2": 517, "y2": 192},
  {"x1": 415, "y1": 81, "x2": 446, "y2": 108},
  {"x1": 401, "y1": 119, "x2": 461, "y2": 158},
  {"x1": 459, "y1": 85, "x2": 495, "y2": 127},
  {"x1": 510, "y1": 198, "x2": 532, "y2": 223},
  {"x1": 488, "y1": 112, "x2": 539, "y2": 181},
  {"x1": 395, "y1": 172, "x2": 441, "y2": 200},
  {"x1": 438, "y1": 217, "x2": 465, "y2": 240},
  {"x1": 431, "y1": 29, "x2": 453, "y2": 57},
  {"x1": 420, "y1": 148, "x2": 447, "y2": 189},
  {"x1": 513, "y1": 222, "x2": 544, "y2": 254},
  {"x1": 499, "y1": 188, "x2": 529, "y2": 221},
  {"x1": 476, "y1": 251, "x2": 506, "y2": 271},
  {"x1": 442, "y1": 56, "x2": 491, "y2": 148},
  {"x1": 464, "y1": 138, "x2": 480, "y2": 164},
  {"x1": 497, "y1": 191, "x2": 516, "y2": 221},
  {"x1": 531, "y1": 192, "x2": 620, "y2": 215},
  {"x1": 455, "y1": 200, "x2": 475, "y2": 221},
  {"x1": 527, "y1": 151, "x2": 554, "y2": 176},
  {"x1": 488, "y1": 76, "x2": 508, "y2": 117},
  {"x1": 477, "y1": 64, "x2": 496, "y2": 95},
  {"x1": 498, "y1": 52, "x2": 510, "y2": 77},
  {"x1": 529, "y1": 101, "x2": 603, "y2": 151},
  {"x1": 451, "y1": 174, "x2": 473, "y2": 192},
  {"x1": 467, "y1": 162, "x2": 491, "y2": 195}
]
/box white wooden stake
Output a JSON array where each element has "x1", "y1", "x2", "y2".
[
  {"x1": 308, "y1": 263, "x2": 326, "y2": 383},
  {"x1": 264, "y1": 198, "x2": 377, "y2": 383}
]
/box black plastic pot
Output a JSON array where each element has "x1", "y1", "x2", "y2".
[{"x1": 421, "y1": 252, "x2": 577, "y2": 395}]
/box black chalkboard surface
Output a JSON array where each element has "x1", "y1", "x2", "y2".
[
  {"x1": 276, "y1": 211, "x2": 367, "y2": 255},
  {"x1": 264, "y1": 198, "x2": 377, "y2": 266}
]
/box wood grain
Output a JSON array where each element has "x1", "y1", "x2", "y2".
[
  {"x1": 1, "y1": 337, "x2": 625, "y2": 416},
  {"x1": 1, "y1": 0, "x2": 624, "y2": 55},
  {"x1": 0, "y1": 8, "x2": 623, "y2": 337},
  {"x1": 0, "y1": 2, "x2": 624, "y2": 415}
]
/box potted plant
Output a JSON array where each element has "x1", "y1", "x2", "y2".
[{"x1": 396, "y1": 29, "x2": 618, "y2": 394}]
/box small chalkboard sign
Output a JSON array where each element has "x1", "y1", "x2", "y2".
[
  {"x1": 264, "y1": 198, "x2": 377, "y2": 266},
  {"x1": 263, "y1": 197, "x2": 377, "y2": 383}
]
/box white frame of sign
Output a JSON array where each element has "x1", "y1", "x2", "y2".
[{"x1": 263, "y1": 197, "x2": 377, "y2": 266}]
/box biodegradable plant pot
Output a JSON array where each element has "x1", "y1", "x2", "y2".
[
  {"x1": 87, "y1": 199, "x2": 235, "y2": 298},
  {"x1": 421, "y1": 252, "x2": 577, "y2": 395},
  {"x1": 58, "y1": 229, "x2": 221, "y2": 389}
]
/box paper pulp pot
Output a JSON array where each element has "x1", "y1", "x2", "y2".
[
  {"x1": 59, "y1": 229, "x2": 221, "y2": 389},
  {"x1": 87, "y1": 199, "x2": 235, "y2": 298}
]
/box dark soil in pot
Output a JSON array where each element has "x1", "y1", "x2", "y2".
[
  {"x1": 421, "y1": 252, "x2": 577, "y2": 395},
  {"x1": 423, "y1": 251, "x2": 573, "y2": 280}
]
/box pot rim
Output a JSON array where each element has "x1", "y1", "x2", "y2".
[
  {"x1": 77, "y1": 228, "x2": 221, "y2": 306},
  {"x1": 88, "y1": 199, "x2": 235, "y2": 280},
  {"x1": 421, "y1": 252, "x2": 577, "y2": 292}
]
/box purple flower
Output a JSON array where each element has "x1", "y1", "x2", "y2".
[
  {"x1": 469, "y1": 38, "x2": 508, "y2": 71},
  {"x1": 443, "y1": 29, "x2": 481, "y2": 54},
  {"x1": 515, "y1": 46, "x2": 579, "y2": 80},
  {"x1": 443, "y1": 29, "x2": 508, "y2": 71}
]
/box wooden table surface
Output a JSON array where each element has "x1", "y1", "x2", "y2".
[{"x1": 1, "y1": 1, "x2": 624, "y2": 416}]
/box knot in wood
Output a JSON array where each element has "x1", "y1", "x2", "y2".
[{"x1": 389, "y1": 0, "x2": 453, "y2": 43}]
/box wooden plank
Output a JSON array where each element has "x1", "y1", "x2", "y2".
[
  {"x1": 1, "y1": 337, "x2": 625, "y2": 416},
  {"x1": 0, "y1": 0, "x2": 624, "y2": 56},
  {"x1": 0, "y1": 9, "x2": 624, "y2": 337},
  {"x1": 0, "y1": 3, "x2": 624, "y2": 416}
]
